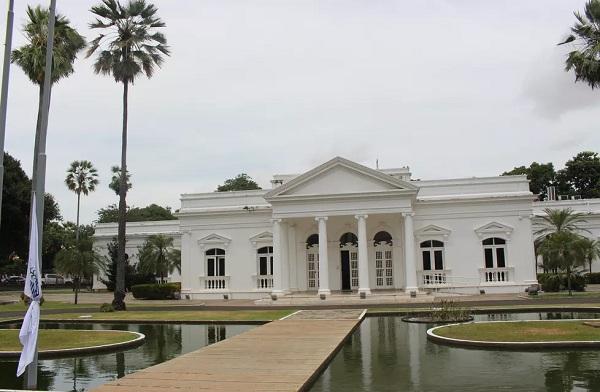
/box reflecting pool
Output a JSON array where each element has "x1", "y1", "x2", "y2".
[
  {"x1": 0, "y1": 322, "x2": 255, "y2": 391},
  {"x1": 311, "y1": 312, "x2": 600, "y2": 392}
]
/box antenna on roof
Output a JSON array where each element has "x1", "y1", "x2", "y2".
[{"x1": 376, "y1": 158, "x2": 379, "y2": 170}]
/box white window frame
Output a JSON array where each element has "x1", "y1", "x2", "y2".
[
  {"x1": 306, "y1": 246, "x2": 319, "y2": 290},
  {"x1": 205, "y1": 248, "x2": 226, "y2": 277},
  {"x1": 256, "y1": 246, "x2": 274, "y2": 276},
  {"x1": 374, "y1": 245, "x2": 393, "y2": 288},
  {"x1": 340, "y1": 243, "x2": 359, "y2": 290},
  {"x1": 482, "y1": 237, "x2": 507, "y2": 269},
  {"x1": 420, "y1": 240, "x2": 445, "y2": 271}
]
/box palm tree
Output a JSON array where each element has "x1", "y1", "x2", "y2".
[
  {"x1": 137, "y1": 235, "x2": 180, "y2": 283},
  {"x1": 54, "y1": 238, "x2": 105, "y2": 304},
  {"x1": 559, "y1": 0, "x2": 600, "y2": 88},
  {"x1": 87, "y1": 0, "x2": 170, "y2": 310},
  {"x1": 12, "y1": 6, "x2": 86, "y2": 186},
  {"x1": 65, "y1": 161, "x2": 99, "y2": 241},
  {"x1": 109, "y1": 165, "x2": 132, "y2": 196},
  {"x1": 534, "y1": 208, "x2": 588, "y2": 240},
  {"x1": 538, "y1": 232, "x2": 587, "y2": 296},
  {"x1": 578, "y1": 237, "x2": 600, "y2": 273}
]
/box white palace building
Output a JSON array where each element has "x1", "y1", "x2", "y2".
[{"x1": 93, "y1": 156, "x2": 600, "y2": 299}]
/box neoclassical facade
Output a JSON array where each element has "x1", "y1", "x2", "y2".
[{"x1": 94, "y1": 156, "x2": 600, "y2": 299}]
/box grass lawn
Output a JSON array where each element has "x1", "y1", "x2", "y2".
[
  {"x1": 0, "y1": 301, "x2": 90, "y2": 312},
  {"x1": 0, "y1": 329, "x2": 138, "y2": 351},
  {"x1": 42, "y1": 309, "x2": 294, "y2": 322},
  {"x1": 534, "y1": 291, "x2": 600, "y2": 299},
  {"x1": 435, "y1": 320, "x2": 600, "y2": 342}
]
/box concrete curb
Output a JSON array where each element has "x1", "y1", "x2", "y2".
[
  {"x1": 427, "y1": 319, "x2": 600, "y2": 350},
  {"x1": 0, "y1": 330, "x2": 145, "y2": 359}
]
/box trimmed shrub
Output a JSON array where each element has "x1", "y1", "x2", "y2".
[
  {"x1": 585, "y1": 272, "x2": 600, "y2": 284},
  {"x1": 100, "y1": 303, "x2": 114, "y2": 312},
  {"x1": 131, "y1": 282, "x2": 181, "y2": 300},
  {"x1": 563, "y1": 274, "x2": 586, "y2": 292},
  {"x1": 540, "y1": 274, "x2": 561, "y2": 292}
]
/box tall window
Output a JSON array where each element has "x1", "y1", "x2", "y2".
[
  {"x1": 206, "y1": 248, "x2": 225, "y2": 276},
  {"x1": 257, "y1": 246, "x2": 273, "y2": 276},
  {"x1": 482, "y1": 237, "x2": 506, "y2": 268},
  {"x1": 306, "y1": 234, "x2": 319, "y2": 290},
  {"x1": 374, "y1": 231, "x2": 393, "y2": 288},
  {"x1": 420, "y1": 240, "x2": 444, "y2": 271}
]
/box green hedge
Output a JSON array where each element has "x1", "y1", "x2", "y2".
[
  {"x1": 537, "y1": 273, "x2": 586, "y2": 292},
  {"x1": 585, "y1": 272, "x2": 600, "y2": 284},
  {"x1": 131, "y1": 282, "x2": 181, "y2": 300}
]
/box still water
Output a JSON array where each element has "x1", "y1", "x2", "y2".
[
  {"x1": 310, "y1": 312, "x2": 600, "y2": 392},
  {"x1": 0, "y1": 322, "x2": 255, "y2": 391}
]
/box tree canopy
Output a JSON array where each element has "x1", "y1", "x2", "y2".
[
  {"x1": 217, "y1": 173, "x2": 261, "y2": 192},
  {"x1": 97, "y1": 203, "x2": 176, "y2": 223},
  {"x1": 0, "y1": 153, "x2": 61, "y2": 267},
  {"x1": 502, "y1": 162, "x2": 555, "y2": 200}
]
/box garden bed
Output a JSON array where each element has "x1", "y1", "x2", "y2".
[{"x1": 428, "y1": 319, "x2": 600, "y2": 349}]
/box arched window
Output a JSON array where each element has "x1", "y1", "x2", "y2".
[
  {"x1": 306, "y1": 234, "x2": 319, "y2": 290},
  {"x1": 482, "y1": 237, "x2": 506, "y2": 268},
  {"x1": 257, "y1": 246, "x2": 273, "y2": 276},
  {"x1": 374, "y1": 231, "x2": 393, "y2": 287},
  {"x1": 339, "y1": 232, "x2": 358, "y2": 247},
  {"x1": 205, "y1": 248, "x2": 225, "y2": 276},
  {"x1": 374, "y1": 231, "x2": 393, "y2": 246},
  {"x1": 256, "y1": 246, "x2": 273, "y2": 289},
  {"x1": 420, "y1": 240, "x2": 445, "y2": 271}
]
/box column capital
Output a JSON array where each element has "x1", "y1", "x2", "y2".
[
  {"x1": 315, "y1": 216, "x2": 328, "y2": 222},
  {"x1": 354, "y1": 214, "x2": 368, "y2": 220},
  {"x1": 401, "y1": 212, "x2": 415, "y2": 218}
]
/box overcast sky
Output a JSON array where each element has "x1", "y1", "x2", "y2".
[{"x1": 0, "y1": 0, "x2": 598, "y2": 224}]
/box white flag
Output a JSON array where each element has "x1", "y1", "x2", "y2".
[{"x1": 17, "y1": 197, "x2": 42, "y2": 377}]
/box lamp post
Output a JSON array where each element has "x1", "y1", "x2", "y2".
[{"x1": 0, "y1": 0, "x2": 15, "y2": 230}]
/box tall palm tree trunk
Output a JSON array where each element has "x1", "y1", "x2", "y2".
[
  {"x1": 75, "y1": 191, "x2": 80, "y2": 241},
  {"x1": 113, "y1": 80, "x2": 129, "y2": 311}
]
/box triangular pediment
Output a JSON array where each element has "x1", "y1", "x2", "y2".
[
  {"x1": 249, "y1": 231, "x2": 273, "y2": 245},
  {"x1": 474, "y1": 221, "x2": 513, "y2": 238},
  {"x1": 197, "y1": 233, "x2": 231, "y2": 248},
  {"x1": 265, "y1": 157, "x2": 417, "y2": 199},
  {"x1": 415, "y1": 224, "x2": 451, "y2": 238}
]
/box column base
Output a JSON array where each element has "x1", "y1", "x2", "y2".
[
  {"x1": 270, "y1": 290, "x2": 285, "y2": 299},
  {"x1": 358, "y1": 288, "x2": 371, "y2": 296},
  {"x1": 317, "y1": 289, "x2": 331, "y2": 296},
  {"x1": 405, "y1": 287, "x2": 419, "y2": 297}
]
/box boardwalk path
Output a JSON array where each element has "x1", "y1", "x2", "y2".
[{"x1": 92, "y1": 309, "x2": 366, "y2": 392}]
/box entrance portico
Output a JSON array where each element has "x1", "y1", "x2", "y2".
[{"x1": 264, "y1": 157, "x2": 419, "y2": 297}]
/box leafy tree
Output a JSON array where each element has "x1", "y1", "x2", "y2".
[
  {"x1": 101, "y1": 237, "x2": 154, "y2": 291},
  {"x1": 87, "y1": 0, "x2": 170, "y2": 311},
  {"x1": 0, "y1": 153, "x2": 61, "y2": 264},
  {"x1": 54, "y1": 238, "x2": 105, "y2": 304},
  {"x1": 534, "y1": 208, "x2": 588, "y2": 240},
  {"x1": 502, "y1": 162, "x2": 556, "y2": 200},
  {"x1": 97, "y1": 203, "x2": 176, "y2": 223},
  {"x1": 217, "y1": 173, "x2": 261, "y2": 192},
  {"x1": 559, "y1": 0, "x2": 600, "y2": 88},
  {"x1": 137, "y1": 235, "x2": 180, "y2": 283},
  {"x1": 65, "y1": 161, "x2": 99, "y2": 241},
  {"x1": 109, "y1": 165, "x2": 131, "y2": 196},
  {"x1": 42, "y1": 222, "x2": 95, "y2": 271},
  {"x1": 578, "y1": 237, "x2": 600, "y2": 273},
  {"x1": 538, "y1": 232, "x2": 587, "y2": 296},
  {"x1": 558, "y1": 152, "x2": 600, "y2": 199}
]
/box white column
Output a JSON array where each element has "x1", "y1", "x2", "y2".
[
  {"x1": 272, "y1": 219, "x2": 284, "y2": 296},
  {"x1": 280, "y1": 221, "x2": 290, "y2": 292},
  {"x1": 288, "y1": 223, "x2": 298, "y2": 291},
  {"x1": 316, "y1": 216, "x2": 331, "y2": 295},
  {"x1": 356, "y1": 214, "x2": 371, "y2": 295},
  {"x1": 403, "y1": 212, "x2": 418, "y2": 292}
]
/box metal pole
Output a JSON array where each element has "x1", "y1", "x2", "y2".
[
  {"x1": 0, "y1": 0, "x2": 15, "y2": 230},
  {"x1": 25, "y1": 0, "x2": 56, "y2": 388}
]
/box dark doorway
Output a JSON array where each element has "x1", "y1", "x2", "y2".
[{"x1": 340, "y1": 250, "x2": 351, "y2": 291}]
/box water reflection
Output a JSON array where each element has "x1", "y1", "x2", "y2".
[
  {"x1": 0, "y1": 323, "x2": 254, "y2": 392},
  {"x1": 311, "y1": 312, "x2": 600, "y2": 392}
]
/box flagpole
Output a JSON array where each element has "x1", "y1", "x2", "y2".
[
  {"x1": 24, "y1": 0, "x2": 56, "y2": 388},
  {"x1": 0, "y1": 0, "x2": 15, "y2": 230}
]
